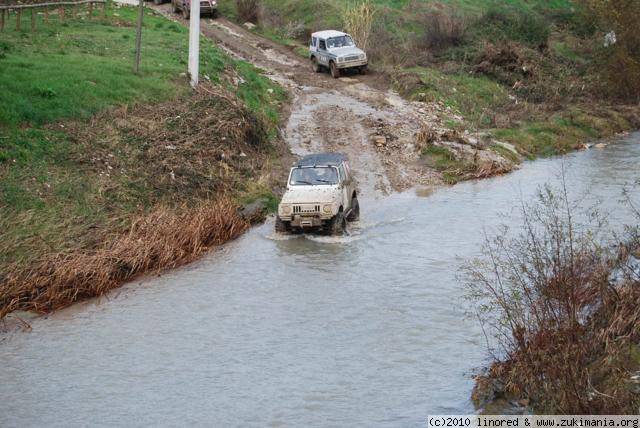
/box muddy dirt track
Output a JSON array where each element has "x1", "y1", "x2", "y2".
[{"x1": 149, "y1": 5, "x2": 509, "y2": 199}]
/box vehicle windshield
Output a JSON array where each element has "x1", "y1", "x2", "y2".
[
  {"x1": 326, "y1": 36, "x2": 354, "y2": 49},
  {"x1": 289, "y1": 167, "x2": 339, "y2": 186}
]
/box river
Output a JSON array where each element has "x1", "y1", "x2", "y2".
[{"x1": 1, "y1": 134, "x2": 639, "y2": 427}]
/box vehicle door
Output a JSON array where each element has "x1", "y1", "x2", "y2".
[
  {"x1": 310, "y1": 36, "x2": 318, "y2": 56},
  {"x1": 317, "y1": 39, "x2": 329, "y2": 66}
]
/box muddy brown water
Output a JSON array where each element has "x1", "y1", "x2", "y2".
[{"x1": 1, "y1": 134, "x2": 639, "y2": 427}]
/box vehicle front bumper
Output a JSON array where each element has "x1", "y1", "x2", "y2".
[
  {"x1": 337, "y1": 59, "x2": 368, "y2": 69},
  {"x1": 280, "y1": 214, "x2": 333, "y2": 228},
  {"x1": 197, "y1": 3, "x2": 217, "y2": 13}
]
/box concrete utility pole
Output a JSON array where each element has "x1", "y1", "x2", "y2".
[
  {"x1": 134, "y1": 0, "x2": 144, "y2": 74},
  {"x1": 188, "y1": 0, "x2": 200, "y2": 88}
]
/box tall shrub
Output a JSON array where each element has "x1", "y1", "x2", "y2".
[
  {"x1": 343, "y1": 0, "x2": 376, "y2": 51},
  {"x1": 466, "y1": 182, "x2": 640, "y2": 413},
  {"x1": 236, "y1": 0, "x2": 260, "y2": 24}
]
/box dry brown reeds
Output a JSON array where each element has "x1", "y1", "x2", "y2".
[
  {"x1": 343, "y1": 0, "x2": 376, "y2": 51},
  {"x1": 0, "y1": 199, "x2": 248, "y2": 319}
]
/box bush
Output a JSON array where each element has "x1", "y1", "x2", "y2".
[
  {"x1": 236, "y1": 0, "x2": 260, "y2": 24},
  {"x1": 420, "y1": 7, "x2": 467, "y2": 51},
  {"x1": 582, "y1": 0, "x2": 640, "y2": 102},
  {"x1": 343, "y1": 0, "x2": 376, "y2": 51},
  {"x1": 466, "y1": 182, "x2": 640, "y2": 413}
]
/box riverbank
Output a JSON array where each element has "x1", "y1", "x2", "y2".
[
  {"x1": 467, "y1": 169, "x2": 640, "y2": 413},
  {"x1": 216, "y1": 0, "x2": 640, "y2": 183},
  {"x1": 0, "y1": 4, "x2": 288, "y2": 321}
]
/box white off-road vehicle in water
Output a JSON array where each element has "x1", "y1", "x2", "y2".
[
  {"x1": 309, "y1": 30, "x2": 368, "y2": 78},
  {"x1": 276, "y1": 153, "x2": 360, "y2": 235}
]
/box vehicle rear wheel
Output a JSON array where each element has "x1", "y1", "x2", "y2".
[
  {"x1": 359, "y1": 65, "x2": 368, "y2": 75},
  {"x1": 311, "y1": 57, "x2": 321, "y2": 73},
  {"x1": 347, "y1": 196, "x2": 360, "y2": 221},
  {"x1": 330, "y1": 61, "x2": 340, "y2": 79},
  {"x1": 328, "y1": 211, "x2": 346, "y2": 235},
  {"x1": 182, "y1": 6, "x2": 189, "y2": 19},
  {"x1": 275, "y1": 216, "x2": 290, "y2": 233}
]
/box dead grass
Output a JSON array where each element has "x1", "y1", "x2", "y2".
[
  {"x1": 0, "y1": 200, "x2": 249, "y2": 318},
  {"x1": 0, "y1": 84, "x2": 285, "y2": 320}
]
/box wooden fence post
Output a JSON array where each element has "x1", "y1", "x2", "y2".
[
  {"x1": 44, "y1": 7, "x2": 49, "y2": 24},
  {"x1": 16, "y1": 9, "x2": 21, "y2": 31},
  {"x1": 102, "y1": 0, "x2": 107, "y2": 19},
  {"x1": 60, "y1": 6, "x2": 64, "y2": 23},
  {"x1": 88, "y1": 2, "x2": 93, "y2": 19},
  {"x1": 31, "y1": 9, "x2": 36, "y2": 32},
  {"x1": 1, "y1": 10, "x2": 5, "y2": 32}
]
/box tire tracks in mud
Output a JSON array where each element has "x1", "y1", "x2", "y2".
[{"x1": 148, "y1": 4, "x2": 510, "y2": 200}]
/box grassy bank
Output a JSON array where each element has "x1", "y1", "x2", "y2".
[
  {"x1": 219, "y1": 0, "x2": 639, "y2": 180},
  {"x1": 0, "y1": 4, "x2": 286, "y2": 318}
]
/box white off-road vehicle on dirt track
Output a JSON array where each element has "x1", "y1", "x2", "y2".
[
  {"x1": 309, "y1": 30, "x2": 368, "y2": 78},
  {"x1": 276, "y1": 153, "x2": 360, "y2": 235}
]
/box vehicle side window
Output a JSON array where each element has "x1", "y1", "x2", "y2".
[{"x1": 319, "y1": 39, "x2": 326, "y2": 50}]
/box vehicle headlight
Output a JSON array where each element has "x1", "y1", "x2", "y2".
[
  {"x1": 281, "y1": 205, "x2": 291, "y2": 215},
  {"x1": 323, "y1": 204, "x2": 333, "y2": 214},
  {"x1": 338, "y1": 57, "x2": 343, "y2": 63},
  {"x1": 360, "y1": 54, "x2": 365, "y2": 60}
]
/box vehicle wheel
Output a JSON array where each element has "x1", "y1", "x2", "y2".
[
  {"x1": 172, "y1": 2, "x2": 180, "y2": 13},
  {"x1": 275, "y1": 216, "x2": 290, "y2": 233},
  {"x1": 211, "y1": 9, "x2": 218, "y2": 18},
  {"x1": 182, "y1": 6, "x2": 189, "y2": 19},
  {"x1": 328, "y1": 211, "x2": 346, "y2": 235},
  {"x1": 330, "y1": 61, "x2": 340, "y2": 79},
  {"x1": 359, "y1": 65, "x2": 368, "y2": 75},
  {"x1": 347, "y1": 196, "x2": 359, "y2": 221},
  {"x1": 153, "y1": 0, "x2": 163, "y2": 5},
  {"x1": 311, "y1": 57, "x2": 321, "y2": 73}
]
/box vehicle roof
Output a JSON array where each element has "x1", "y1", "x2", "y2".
[
  {"x1": 312, "y1": 30, "x2": 348, "y2": 39},
  {"x1": 295, "y1": 153, "x2": 347, "y2": 167}
]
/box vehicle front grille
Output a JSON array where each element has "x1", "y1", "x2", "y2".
[
  {"x1": 344, "y1": 55, "x2": 360, "y2": 62},
  {"x1": 293, "y1": 204, "x2": 321, "y2": 215}
]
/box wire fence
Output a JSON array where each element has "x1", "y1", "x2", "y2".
[{"x1": 0, "y1": 0, "x2": 108, "y2": 31}]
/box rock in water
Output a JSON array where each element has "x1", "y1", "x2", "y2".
[{"x1": 240, "y1": 198, "x2": 270, "y2": 223}]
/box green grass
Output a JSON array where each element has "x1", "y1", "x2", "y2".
[
  {"x1": 491, "y1": 108, "x2": 631, "y2": 158},
  {"x1": 421, "y1": 144, "x2": 470, "y2": 184},
  {"x1": 405, "y1": 67, "x2": 511, "y2": 128},
  {"x1": 0, "y1": 4, "x2": 285, "y2": 269},
  {"x1": 0, "y1": 6, "x2": 283, "y2": 128}
]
